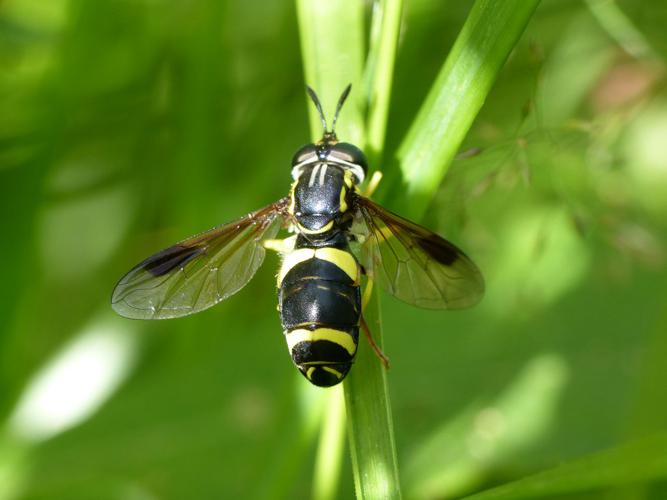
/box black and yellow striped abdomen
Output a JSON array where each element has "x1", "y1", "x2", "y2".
[{"x1": 278, "y1": 244, "x2": 361, "y2": 387}]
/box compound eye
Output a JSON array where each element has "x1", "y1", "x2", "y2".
[
  {"x1": 330, "y1": 142, "x2": 368, "y2": 174},
  {"x1": 291, "y1": 144, "x2": 317, "y2": 166}
]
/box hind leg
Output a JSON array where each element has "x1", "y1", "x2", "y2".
[
  {"x1": 360, "y1": 313, "x2": 390, "y2": 369},
  {"x1": 360, "y1": 276, "x2": 390, "y2": 369}
]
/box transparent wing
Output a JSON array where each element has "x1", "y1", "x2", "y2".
[
  {"x1": 354, "y1": 196, "x2": 484, "y2": 309},
  {"x1": 112, "y1": 198, "x2": 289, "y2": 319}
]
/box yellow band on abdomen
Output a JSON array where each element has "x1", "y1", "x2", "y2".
[
  {"x1": 278, "y1": 247, "x2": 359, "y2": 285},
  {"x1": 314, "y1": 247, "x2": 359, "y2": 282},
  {"x1": 285, "y1": 328, "x2": 357, "y2": 356}
]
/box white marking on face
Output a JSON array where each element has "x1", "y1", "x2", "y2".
[
  {"x1": 292, "y1": 156, "x2": 319, "y2": 180},
  {"x1": 290, "y1": 166, "x2": 302, "y2": 180}
]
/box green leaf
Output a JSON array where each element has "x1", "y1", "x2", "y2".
[
  {"x1": 381, "y1": 0, "x2": 541, "y2": 219},
  {"x1": 296, "y1": 0, "x2": 365, "y2": 146},
  {"x1": 364, "y1": 0, "x2": 403, "y2": 163},
  {"x1": 463, "y1": 432, "x2": 667, "y2": 500},
  {"x1": 312, "y1": 385, "x2": 347, "y2": 500},
  {"x1": 405, "y1": 355, "x2": 569, "y2": 499},
  {"x1": 344, "y1": 289, "x2": 402, "y2": 500}
]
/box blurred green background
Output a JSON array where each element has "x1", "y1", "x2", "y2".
[{"x1": 1, "y1": 0, "x2": 667, "y2": 499}]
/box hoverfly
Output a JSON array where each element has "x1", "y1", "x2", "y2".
[{"x1": 112, "y1": 85, "x2": 484, "y2": 387}]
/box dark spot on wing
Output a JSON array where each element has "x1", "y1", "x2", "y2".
[
  {"x1": 142, "y1": 244, "x2": 205, "y2": 276},
  {"x1": 416, "y1": 235, "x2": 460, "y2": 265}
]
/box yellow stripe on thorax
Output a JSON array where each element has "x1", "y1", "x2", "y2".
[
  {"x1": 286, "y1": 328, "x2": 357, "y2": 356},
  {"x1": 339, "y1": 170, "x2": 355, "y2": 213},
  {"x1": 288, "y1": 180, "x2": 297, "y2": 216},
  {"x1": 339, "y1": 187, "x2": 348, "y2": 213},
  {"x1": 278, "y1": 247, "x2": 359, "y2": 285}
]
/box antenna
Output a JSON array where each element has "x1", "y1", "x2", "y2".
[
  {"x1": 306, "y1": 86, "x2": 328, "y2": 134},
  {"x1": 331, "y1": 84, "x2": 351, "y2": 135},
  {"x1": 305, "y1": 84, "x2": 352, "y2": 138}
]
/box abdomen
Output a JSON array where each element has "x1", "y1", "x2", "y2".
[{"x1": 278, "y1": 246, "x2": 360, "y2": 387}]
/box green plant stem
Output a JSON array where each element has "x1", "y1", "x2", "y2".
[
  {"x1": 585, "y1": 0, "x2": 661, "y2": 61},
  {"x1": 296, "y1": 1, "x2": 402, "y2": 499},
  {"x1": 344, "y1": 290, "x2": 402, "y2": 499},
  {"x1": 297, "y1": 0, "x2": 539, "y2": 497},
  {"x1": 364, "y1": 0, "x2": 403, "y2": 163},
  {"x1": 462, "y1": 432, "x2": 667, "y2": 500},
  {"x1": 312, "y1": 385, "x2": 347, "y2": 500},
  {"x1": 296, "y1": 0, "x2": 365, "y2": 145},
  {"x1": 381, "y1": 0, "x2": 541, "y2": 220}
]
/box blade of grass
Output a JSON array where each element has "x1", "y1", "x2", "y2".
[
  {"x1": 296, "y1": 0, "x2": 365, "y2": 146},
  {"x1": 258, "y1": 381, "x2": 327, "y2": 499},
  {"x1": 312, "y1": 385, "x2": 346, "y2": 500},
  {"x1": 585, "y1": 0, "x2": 661, "y2": 62},
  {"x1": 344, "y1": 287, "x2": 402, "y2": 499},
  {"x1": 345, "y1": 0, "x2": 404, "y2": 496},
  {"x1": 380, "y1": 0, "x2": 541, "y2": 220},
  {"x1": 462, "y1": 432, "x2": 667, "y2": 500},
  {"x1": 298, "y1": 0, "x2": 539, "y2": 497},
  {"x1": 296, "y1": 1, "x2": 402, "y2": 499},
  {"x1": 405, "y1": 354, "x2": 569, "y2": 499},
  {"x1": 364, "y1": 0, "x2": 403, "y2": 163}
]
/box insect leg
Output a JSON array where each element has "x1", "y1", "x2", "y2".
[
  {"x1": 360, "y1": 276, "x2": 390, "y2": 369},
  {"x1": 361, "y1": 275, "x2": 373, "y2": 310},
  {"x1": 360, "y1": 314, "x2": 390, "y2": 369},
  {"x1": 363, "y1": 170, "x2": 383, "y2": 198}
]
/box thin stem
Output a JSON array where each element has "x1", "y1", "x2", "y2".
[
  {"x1": 365, "y1": 0, "x2": 404, "y2": 163},
  {"x1": 296, "y1": 1, "x2": 402, "y2": 498},
  {"x1": 345, "y1": 290, "x2": 402, "y2": 499},
  {"x1": 296, "y1": 0, "x2": 365, "y2": 146},
  {"x1": 380, "y1": 0, "x2": 541, "y2": 220},
  {"x1": 312, "y1": 385, "x2": 347, "y2": 500},
  {"x1": 585, "y1": 0, "x2": 661, "y2": 62}
]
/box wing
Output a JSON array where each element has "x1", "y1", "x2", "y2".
[
  {"x1": 353, "y1": 196, "x2": 484, "y2": 310},
  {"x1": 112, "y1": 198, "x2": 289, "y2": 319}
]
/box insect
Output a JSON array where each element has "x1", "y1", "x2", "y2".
[{"x1": 111, "y1": 85, "x2": 484, "y2": 387}]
